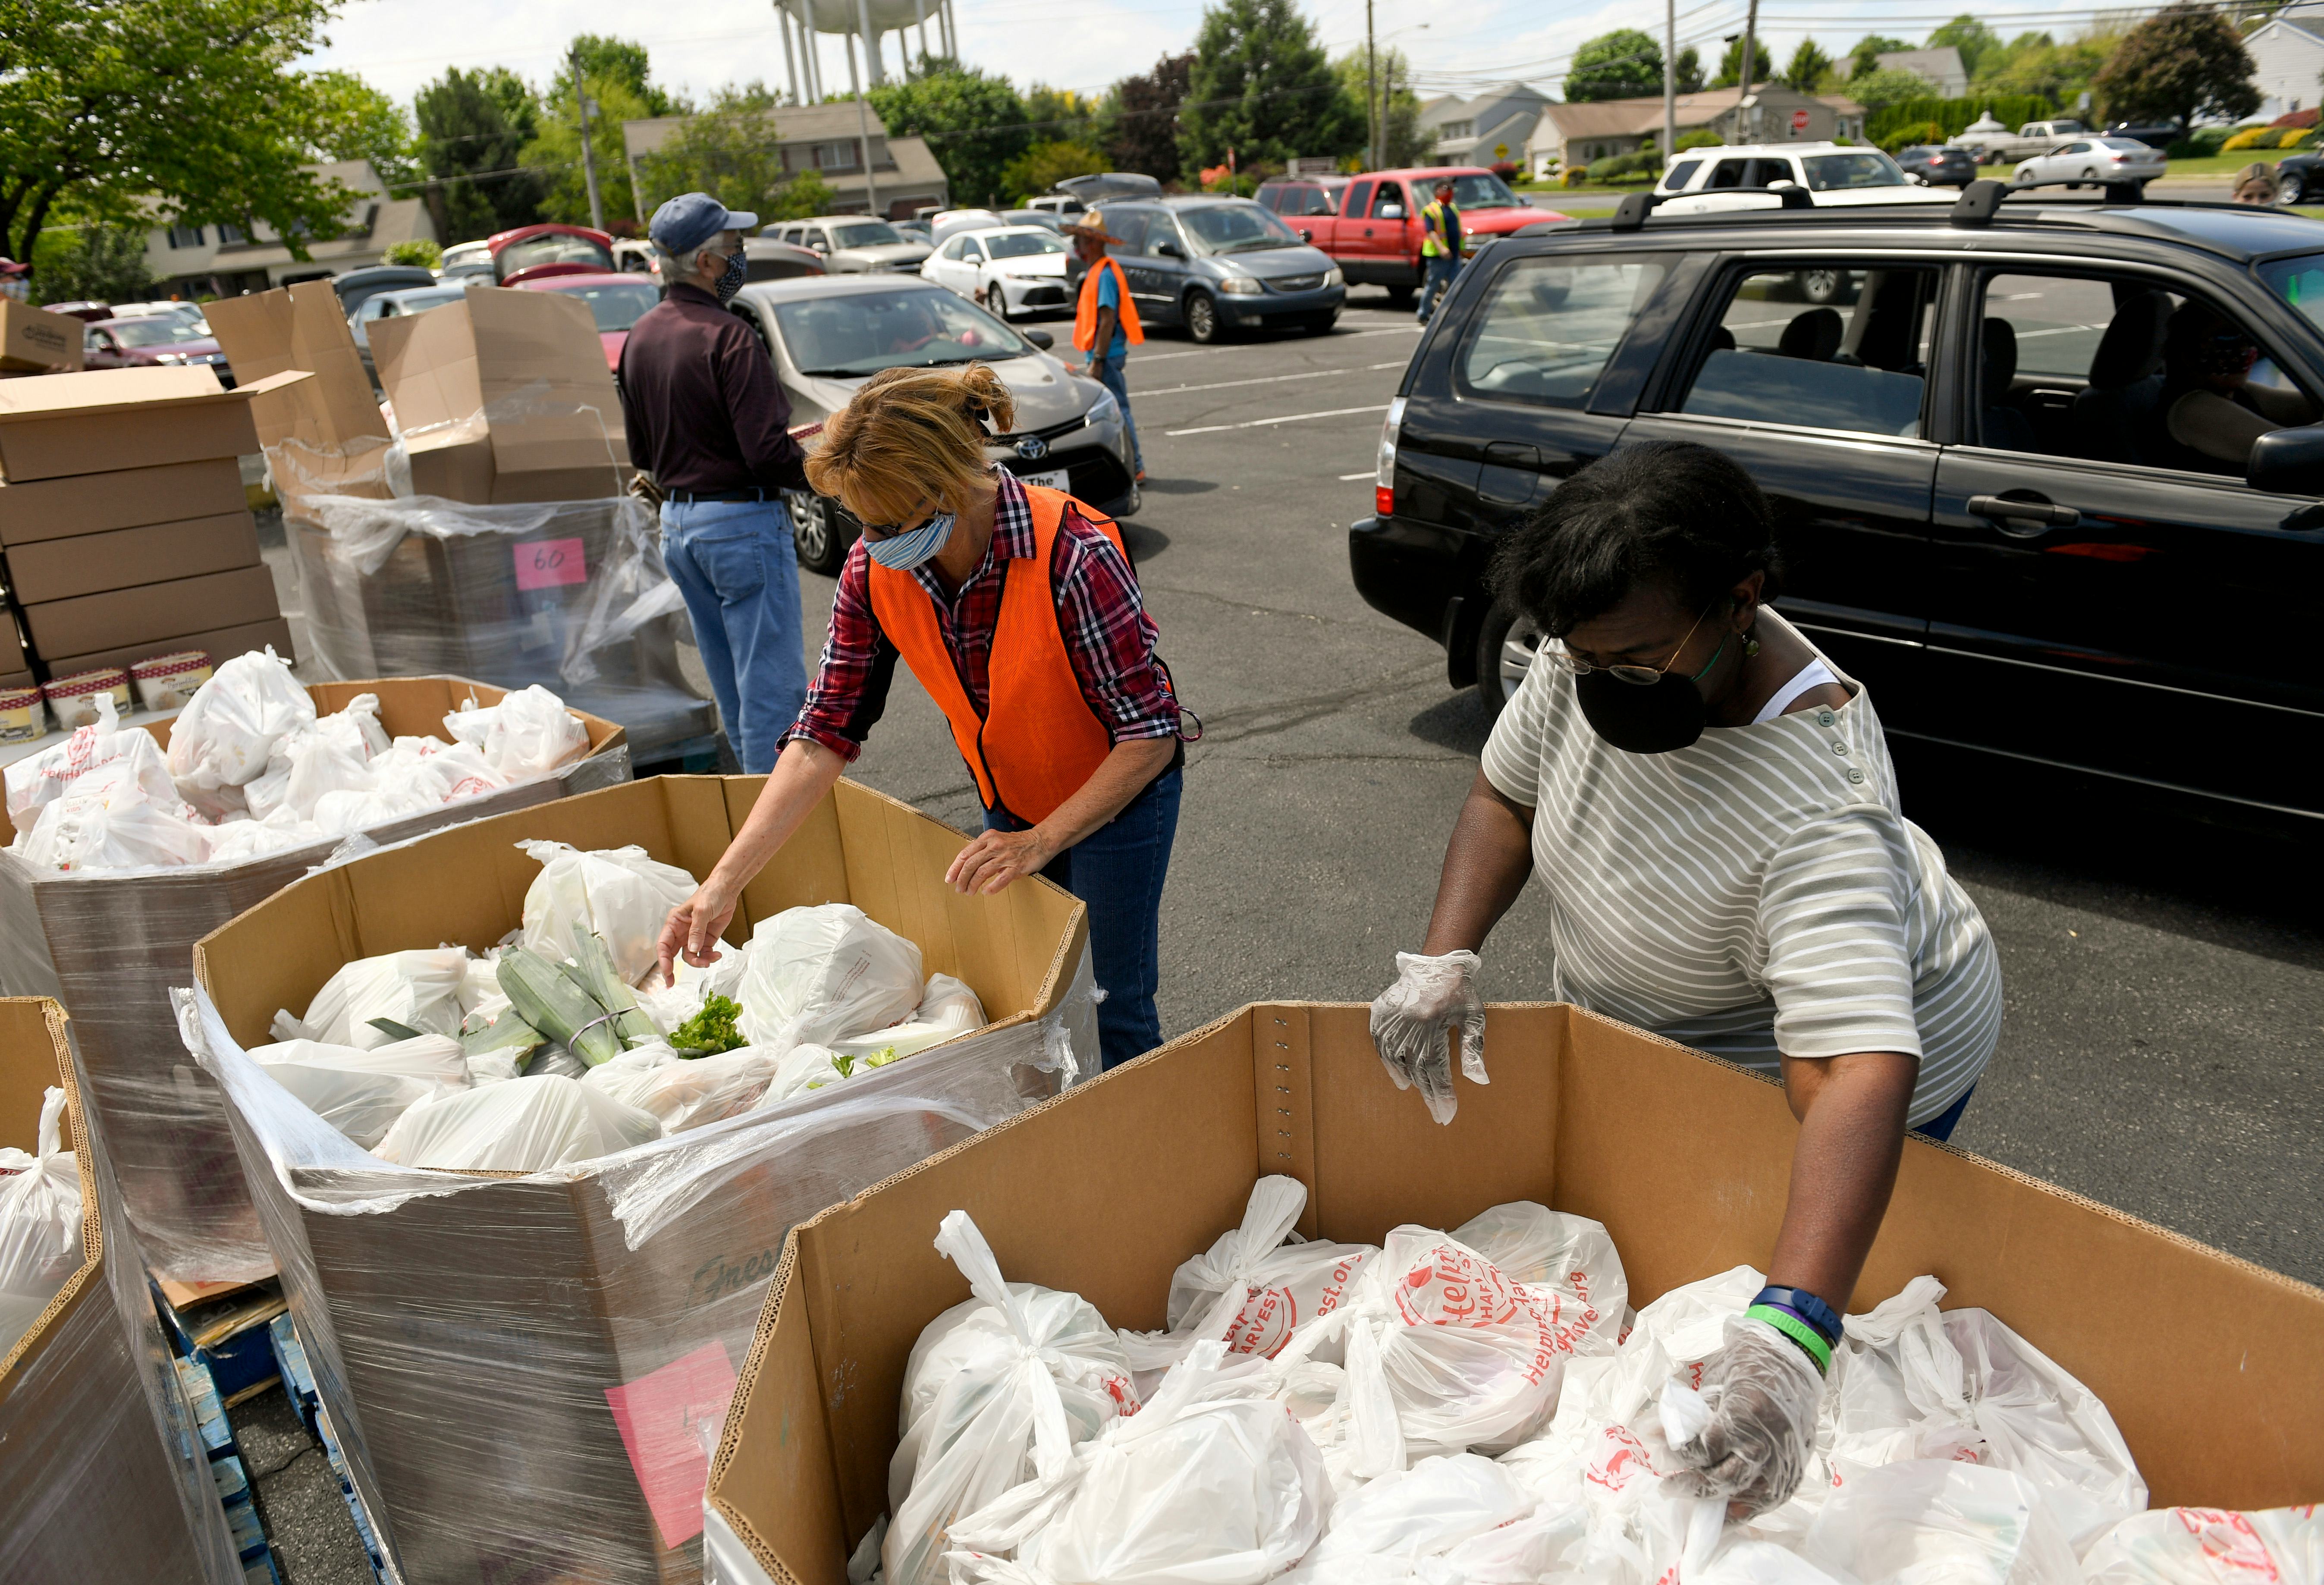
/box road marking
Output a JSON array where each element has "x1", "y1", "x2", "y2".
[
  {"x1": 1122, "y1": 324, "x2": 1426, "y2": 363},
  {"x1": 1166, "y1": 403, "x2": 1391, "y2": 437},
  {"x1": 1137, "y1": 360, "x2": 1406, "y2": 398},
  {"x1": 1338, "y1": 470, "x2": 1376, "y2": 479}
]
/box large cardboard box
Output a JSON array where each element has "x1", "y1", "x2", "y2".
[
  {"x1": 0, "y1": 300, "x2": 87, "y2": 374},
  {"x1": 185, "y1": 775, "x2": 1099, "y2": 1585},
  {"x1": 0, "y1": 679, "x2": 631, "y2": 1286},
  {"x1": 0, "y1": 366, "x2": 306, "y2": 482},
  {"x1": 19, "y1": 562, "x2": 278, "y2": 659},
  {"x1": 0, "y1": 455, "x2": 248, "y2": 546},
  {"x1": 706, "y1": 1001, "x2": 2324, "y2": 1585},
  {"x1": 370, "y1": 288, "x2": 631, "y2": 504},
  {"x1": 0, "y1": 998, "x2": 243, "y2": 1583},
  {"x1": 38, "y1": 615, "x2": 295, "y2": 682},
  {"x1": 3, "y1": 509, "x2": 261, "y2": 602},
  {"x1": 203, "y1": 281, "x2": 395, "y2": 507}
]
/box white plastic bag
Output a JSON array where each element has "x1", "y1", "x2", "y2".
[
  {"x1": 1281, "y1": 1453, "x2": 1531, "y2": 1579},
  {"x1": 19, "y1": 772, "x2": 213, "y2": 871},
  {"x1": 579, "y1": 1041, "x2": 779, "y2": 1133},
  {"x1": 248, "y1": 1035, "x2": 469, "y2": 1148},
  {"x1": 946, "y1": 1340, "x2": 1330, "y2": 1585},
  {"x1": 736, "y1": 903, "x2": 923, "y2": 1053},
  {"x1": 634, "y1": 949, "x2": 748, "y2": 1036},
  {"x1": 2082, "y1": 1506, "x2": 2324, "y2": 1583},
  {"x1": 1803, "y1": 1459, "x2": 2085, "y2": 1585},
  {"x1": 1453, "y1": 1201, "x2": 1629, "y2": 1324},
  {"x1": 274, "y1": 947, "x2": 471, "y2": 1050},
  {"x1": 372, "y1": 1074, "x2": 660, "y2": 1170},
  {"x1": 166, "y1": 647, "x2": 317, "y2": 791},
  {"x1": 882, "y1": 1211, "x2": 1140, "y2": 1585},
  {"x1": 750, "y1": 1042, "x2": 854, "y2": 1107},
  {"x1": 6, "y1": 697, "x2": 182, "y2": 827},
  {"x1": 517, "y1": 842, "x2": 697, "y2": 985},
  {"x1": 446, "y1": 686, "x2": 590, "y2": 780},
  {"x1": 0, "y1": 1088, "x2": 85, "y2": 1319},
  {"x1": 1120, "y1": 1176, "x2": 1374, "y2": 1372},
  {"x1": 828, "y1": 972, "x2": 987, "y2": 1063}
]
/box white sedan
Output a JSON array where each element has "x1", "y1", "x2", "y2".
[
  {"x1": 2011, "y1": 136, "x2": 2167, "y2": 191},
  {"x1": 920, "y1": 226, "x2": 1072, "y2": 322}
]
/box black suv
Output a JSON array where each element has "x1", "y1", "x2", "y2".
[{"x1": 1349, "y1": 185, "x2": 2324, "y2": 823}]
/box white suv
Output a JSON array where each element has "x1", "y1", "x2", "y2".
[{"x1": 1654, "y1": 142, "x2": 1956, "y2": 214}]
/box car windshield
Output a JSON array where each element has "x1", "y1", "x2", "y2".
[
  {"x1": 2259, "y1": 254, "x2": 2324, "y2": 335},
  {"x1": 107, "y1": 318, "x2": 208, "y2": 347},
  {"x1": 550, "y1": 280, "x2": 659, "y2": 330},
  {"x1": 774, "y1": 287, "x2": 1031, "y2": 376},
  {"x1": 1179, "y1": 202, "x2": 1303, "y2": 254},
  {"x1": 1800, "y1": 152, "x2": 1908, "y2": 190},
  {"x1": 386, "y1": 289, "x2": 467, "y2": 316},
  {"x1": 1438, "y1": 173, "x2": 1522, "y2": 209},
  {"x1": 986, "y1": 232, "x2": 1065, "y2": 259},
  {"x1": 497, "y1": 233, "x2": 614, "y2": 275},
  {"x1": 830, "y1": 222, "x2": 904, "y2": 249},
  {"x1": 2099, "y1": 138, "x2": 2152, "y2": 152}
]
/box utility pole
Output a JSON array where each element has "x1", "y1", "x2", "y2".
[
  {"x1": 1366, "y1": 0, "x2": 1380, "y2": 172},
  {"x1": 1662, "y1": 0, "x2": 1675, "y2": 169},
  {"x1": 1737, "y1": 0, "x2": 1759, "y2": 142},
  {"x1": 572, "y1": 47, "x2": 606, "y2": 233}
]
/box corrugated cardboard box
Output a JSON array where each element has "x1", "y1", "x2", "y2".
[
  {"x1": 0, "y1": 456, "x2": 247, "y2": 545},
  {"x1": 706, "y1": 1001, "x2": 2324, "y2": 1585},
  {"x1": 0, "y1": 998, "x2": 244, "y2": 1583},
  {"x1": 0, "y1": 366, "x2": 307, "y2": 482},
  {"x1": 371, "y1": 288, "x2": 630, "y2": 504},
  {"x1": 4, "y1": 509, "x2": 261, "y2": 602},
  {"x1": 37, "y1": 616, "x2": 295, "y2": 682},
  {"x1": 203, "y1": 282, "x2": 394, "y2": 506},
  {"x1": 0, "y1": 301, "x2": 87, "y2": 374},
  {"x1": 0, "y1": 679, "x2": 630, "y2": 1289},
  {"x1": 187, "y1": 776, "x2": 1095, "y2": 1585},
  {"x1": 20, "y1": 563, "x2": 278, "y2": 659}
]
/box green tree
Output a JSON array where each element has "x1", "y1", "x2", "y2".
[
  {"x1": 1178, "y1": 0, "x2": 1364, "y2": 171},
  {"x1": 1845, "y1": 67, "x2": 1946, "y2": 110},
  {"x1": 1784, "y1": 39, "x2": 1834, "y2": 93},
  {"x1": 0, "y1": 0, "x2": 363, "y2": 280},
  {"x1": 415, "y1": 67, "x2": 544, "y2": 243},
  {"x1": 1925, "y1": 15, "x2": 2004, "y2": 80},
  {"x1": 549, "y1": 36, "x2": 685, "y2": 119},
  {"x1": 868, "y1": 57, "x2": 1033, "y2": 209},
  {"x1": 637, "y1": 90, "x2": 837, "y2": 222},
  {"x1": 1979, "y1": 31, "x2": 2116, "y2": 104},
  {"x1": 1847, "y1": 36, "x2": 1913, "y2": 79},
  {"x1": 1711, "y1": 37, "x2": 1775, "y2": 90},
  {"x1": 1002, "y1": 140, "x2": 1108, "y2": 198},
  {"x1": 308, "y1": 72, "x2": 421, "y2": 190},
  {"x1": 1674, "y1": 47, "x2": 1705, "y2": 94},
  {"x1": 28, "y1": 225, "x2": 153, "y2": 305},
  {"x1": 383, "y1": 239, "x2": 442, "y2": 268},
  {"x1": 2095, "y1": 4, "x2": 2258, "y2": 135},
  {"x1": 1335, "y1": 47, "x2": 1427, "y2": 167},
  {"x1": 524, "y1": 50, "x2": 656, "y2": 227},
  {"x1": 1102, "y1": 53, "x2": 1193, "y2": 180},
  {"x1": 1567, "y1": 30, "x2": 1664, "y2": 102},
  {"x1": 1024, "y1": 85, "x2": 1098, "y2": 140}
]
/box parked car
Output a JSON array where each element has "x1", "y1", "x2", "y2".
[
  {"x1": 2103, "y1": 123, "x2": 2180, "y2": 150},
  {"x1": 724, "y1": 274, "x2": 1137, "y2": 572},
  {"x1": 329, "y1": 264, "x2": 440, "y2": 319},
  {"x1": 1655, "y1": 144, "x2": 1955, "y2": 215},
  {"x1": 1894, "y1": 145, "x2": 1979, "y2": 187},
  {"x1": 927, "y1": 209, "x2": 1008, "y2": 245},
  {"x1": 1021, "y1": 194, "x2": 1087, "y2": 219},
  {"x1": 1348, "y1": 182, "x2": 2324, "y2": 823},
  {"x1": 2009, "y1": 135, "x2": 2166, "y2": 194},
  {"x1": 760, "y1": 216, "x2": 931, "y2": 274},
  {"x1": 347, "y1": 283, "x2": 470, "y2": 386},
  {"x1": 1078, "y1": 196, "x2": 1347, "y2": 342},
  {"x1": 921, "y1": 225, "x2": 1073, "y2": 321},
  {"x1": 486, "y1": 223, "x2": 616, "y2": 286},
  {"x1": 1299, "y1": 167, "x2": 1560, "y2": 307},
  {"x1": 440, "y1": 241, "x2": 495, "y2": 279},
  {"x1": 513, "y1": 271, "x2": 664, "y2": 368},
  {"x1": 2271, "y1": 150, "x2": 2324, "y2": 204},
  {"x1": 744, "y1": 237, "x2": 826, "y2": 282},
  {"x1": 82, "y1": 315, "x2": 232, "y2": 383},
  {"x1": 1052, "y1": 173, "x2": 1163, "y2": 205},
  {"x1": 109, "y1": 300, "x2": 210, "y2": 330},
  {"x1": 1002, "y1": 208, "x2": 1065, "y2": 234},
  {"x1": 38, "y1": 302, "x2": 114, "y2": 322},
  {"x1": 1256, "y1": 175, "x2": 1353, "y2": 219},
  {"x1": 610, "y1": 239, "x2": 662, "y2": 278},
  {"x1": 1960, "y1": 119, "x2": 2091, "y2": 166},
  {"x1": 895, "y1": 219, "x2": 934, "y2": 243}
]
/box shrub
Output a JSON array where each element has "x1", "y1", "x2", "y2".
[
  {"x1": 1490, "y1": 159, "x2": 1521, "y2": 183},
  {"x1": 1676, "y1": 129, "x2": 1723, "y2": 151},
  {"x1": 383, "y1": 239, "x2": 442, "y2": 269},
  {"x1": 1585, "y1": 149, "x2": 1662, "y2": 184},
  {"x1": 1879, "y1": 121, "x2": 1946, "y2": 154},
  {"x1": 2272, "y1": 108, "x2": 2321, "y2": 129},
  {"x1": 2168, "y1": 125, "x2": 2235, "y2": 158},
  {"x1": 1562, "y1": 166, "x2": 1591, "y2": 188},
  {"x1": 2222, "y1": 126, "x2": 2275, "y2": 151},
  {"x1": 2283, "y1": 129, "x2": 2318, "y2": 151}
]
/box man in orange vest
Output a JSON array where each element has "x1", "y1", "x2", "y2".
[{"x1": 1066, "y1": 211, "x2": 1145, "y2": 483}]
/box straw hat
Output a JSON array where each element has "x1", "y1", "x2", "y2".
[{"x1": 1061, "y1": 209, "x2": 1127, "y2": 245}]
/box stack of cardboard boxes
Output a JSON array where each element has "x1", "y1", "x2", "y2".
[
  {"x1": 0, "y1": 299, "x2": 87, "y2": 382},
  {"x1": 0, "y1": 368, "x2": 305, "y2": 693}
]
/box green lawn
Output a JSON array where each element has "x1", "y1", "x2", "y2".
[{"x1": 2154, "y1": 150, "x2": 2306, "y2": 179}]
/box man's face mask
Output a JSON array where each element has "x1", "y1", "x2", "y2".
[{"x1": 713, "y1": 245, "x2": 748, "y2": 304}]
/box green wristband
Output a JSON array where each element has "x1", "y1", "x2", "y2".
[{"x1": 1747, "y1": 1304, "x2": 1833, "y2": 1373}]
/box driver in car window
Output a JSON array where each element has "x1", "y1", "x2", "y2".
[{"x1": 2156, "y1": 301, "x2": 2319, "y2": 473}]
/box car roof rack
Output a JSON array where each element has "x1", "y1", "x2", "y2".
[{"x1": 1609, "y1": 185, "x2": 1813, "y2": 232}]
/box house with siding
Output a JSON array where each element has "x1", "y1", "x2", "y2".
[
  {"x1": 620, "y1": 103, "x2": 948, "y2": 220},
  {"x1": 2247, "y1": 7, "x2": 2324, "y2": 121},
  {"x1": 143, "y1": 161, "x2": 438, "y2": 299},
  {"x1": 1874, "y1": 47, "x2": 1969, "y2": 97},
  {"x1": 1520, "y1": 87, "x2": 1867, "y2": 178}
]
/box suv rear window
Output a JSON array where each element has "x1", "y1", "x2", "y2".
[
  {"x1": 1673, "y1": 264, "x2": 1938, "y2": 437},
  {"x1": 1456, "y1": 255, "x2": 1668, "y2": 409},
  {"x1": 1799, "y1": 152, "x2": 1906, "y2": 189}
]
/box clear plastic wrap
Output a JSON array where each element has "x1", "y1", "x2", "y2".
[
  {"x1": 0, "y1": 998, "x2": 243, "y2": 1585},
  {"x1": 0, "y1": 679, "x2": 631, "y2": 1282},
  {"x1": 286, "y1": 491, "x2": 717, "y2": 761}
]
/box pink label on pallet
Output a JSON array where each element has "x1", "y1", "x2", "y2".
[
  {"x1": 514, "y1": 536, "x2": 587, "y2": 590},
  {"x1": 603, "y1": 1340, "x2": 739, "y2": 1549}
]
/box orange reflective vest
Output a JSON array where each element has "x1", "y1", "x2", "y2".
[
  {"x1": 865, "y1": 484, "x2": 1128, "y2": 823},
  {"x1": 1073, "y1": 256, "x2": 1144, "y2": 353}
]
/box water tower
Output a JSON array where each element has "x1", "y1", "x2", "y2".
[{"x1": 774, "y1": 0, "x2": 957, "y2": 104}]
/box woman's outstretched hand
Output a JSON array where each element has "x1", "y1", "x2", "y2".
[
  {"x1": 656, "y1": 880, "x2": 741, "y2": 984},
  {"x1": 945, "y1": 826, "x2": 1058, "y2": 895}
]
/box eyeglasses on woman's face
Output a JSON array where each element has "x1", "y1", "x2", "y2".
[{"x1": 1542, "y1": 602, "x2": 1719, "y2": 686}]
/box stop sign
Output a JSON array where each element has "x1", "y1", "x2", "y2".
[{"x1": 1792, "y1": 109, "x2": 1812, "y2": 132}]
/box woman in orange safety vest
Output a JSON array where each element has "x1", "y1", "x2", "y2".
[
  {"x1": 1067, "y1": 211, "x2": 1145, "y2": 483},
  {"x1": 655, "y1": 362, "x2": 1186, "y2": 1070}
]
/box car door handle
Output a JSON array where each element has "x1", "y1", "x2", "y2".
[{"x1": 1969, "y1": 494, "x2": 2079, "y2": 533}]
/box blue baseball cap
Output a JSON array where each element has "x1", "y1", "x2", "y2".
[{"x1": 649, "y1": 192, "x2": 759, "y2": 257}]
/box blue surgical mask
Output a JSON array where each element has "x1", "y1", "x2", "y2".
[
  {"x1": 864, "y1": 511, "x2": 955, "y2": 570},
  {"x1": 714, "y1": 248, "x2": 747, "y2": 303}
]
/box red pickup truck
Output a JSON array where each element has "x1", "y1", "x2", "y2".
[{"x1": 1258, "y1": 166, "x2": 1564, "y2": 305}]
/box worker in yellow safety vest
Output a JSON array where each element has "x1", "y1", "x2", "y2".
[
  {"x1": 1418, "y1": 177, "x2": 1463, "y2": 326},
  {"x1": 1066, "y1": 210, "x2": 1146, "y2": 483}
]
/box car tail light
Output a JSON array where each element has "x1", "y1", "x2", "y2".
[{"x1": 1375, "y1": 396, "x2": 1406, "y2": 517}]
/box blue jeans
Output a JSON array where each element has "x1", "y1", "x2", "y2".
[
  {"x1": 1096, "y1": 351, "x2": 1142, "y2": 476},
  {"x1": 986, "y1": 767, "x2": 1180, "y2": 1071},
  {"x1": 1417, "y1": 255, "x2": 1461, "y2": 322},
  {"x1": 1912, "y1": 1082, "x2": 1975, "y2": 1143},
  {"x1": 659, "y1": 498, "x2": 805, "y2": 773}
]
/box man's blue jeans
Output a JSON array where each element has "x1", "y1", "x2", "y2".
[
  {"x1": 986, "y1": 767, "x2": 1180, "y2": 1070},
  {"x1": 659, "y1": 497, "x2": 805, "y2": 773},
  {"x1": 1417, "y1": 254, "x2": 1461, "y2": 323},
  {"x1": 1096, "y1": 351, "x2": 1142, "y2": 475}
]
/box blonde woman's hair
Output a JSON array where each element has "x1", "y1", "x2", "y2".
[{"x1": 805, "y1": 362, "x2": 1016, "y2": 526}]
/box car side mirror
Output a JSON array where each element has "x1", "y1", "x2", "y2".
[
  {"x1": 1026, "y1": 330, "x2": 1054, "y2": 349},
  {"x1": 1299, "y1": 227, "x2": 1313, "y2": 242},
  {"x1": 1379, "y1": 204, "x2": 1406, "y2": 220},
  {"x1": 1155, "y1": 241, "x2": 1183, "y2": 259},
  {"x1": 2247, "y1": 422, "x2": 2324, "y2": 495}
]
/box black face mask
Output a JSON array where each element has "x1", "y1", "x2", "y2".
[
  {"x1": 714, "y1": 248, "x2": 747, "y2": 304},
  {"x1": 1573, "y1": 634, "x2": 1727, "y2": 754}
]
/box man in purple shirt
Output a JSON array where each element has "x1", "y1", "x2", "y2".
[{"x1": 620, "y1": 192, "x2": 810, "y2": 772}]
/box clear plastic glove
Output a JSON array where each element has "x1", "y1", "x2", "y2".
[
  {"x1": 1368, "y1": 950, "x2": 1488, "y2": 1126},
  {"x1": 1664, "y1": 1314, "x2": 1826, "y2": 1518}
]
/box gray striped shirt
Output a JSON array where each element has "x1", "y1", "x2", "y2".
[{"x1": 1480, "y1": 618, "x2": 2000, "y2": 1124}]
